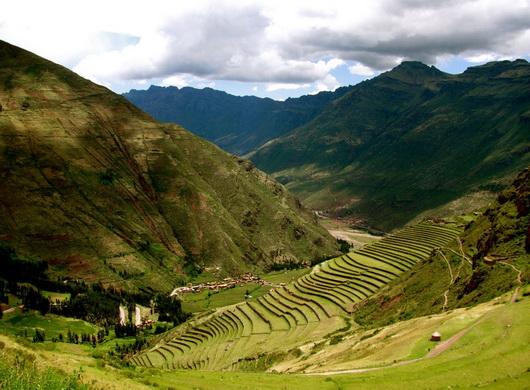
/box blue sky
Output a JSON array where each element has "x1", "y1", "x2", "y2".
[{"x1": 1, "y1": 0, "x2": 529, "y2": 101}]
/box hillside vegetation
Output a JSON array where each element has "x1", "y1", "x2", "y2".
[
  {"x1": 124, "y1": 85, "x2": 350, "y2": 155},
  {"x1": 132, "y1": 222, "x2": 460, "y2": 370},
  {"x1": 353, "y1": 167, "x2": 530, "y2": 328},
  {"x1": 0, "y1": 40, "x2": 338, "y2": 293},
  {"x1": 251, "y1": 61, "x2": 530, "y2": 230}
]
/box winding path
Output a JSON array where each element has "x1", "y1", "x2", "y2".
[{"x1": 499, "y1": 261, "x2": 523, "y2": 303}]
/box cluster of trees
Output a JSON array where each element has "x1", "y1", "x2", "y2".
[
  {"x1": 266, "y1": 260, "x2": 306, "y2": 272},
  {"x1": 154, "y1": 295, "x2": 189, "y2": 325},
  {"x1": 32, "y1": 328, "x2": 108, "y2": 345},
  {"x1": 19, "y1": 285, "x2": 50, "y2": 315},
  {"x1": 337, "y1": 238, "x2": 352, "y2": 254},
  {"x1": 114, "y1": 323, "x2": 138, "y2": 338},
  {"x1": 112, "y1": 337, "x2": 147, "y2": 358},
  {"x1": 0, "y1": 242, "x2": 190, "y2": 344},
  {"x1": 32, "y1": 329, "x2": 45, "y2": 343},
  {"x1": 0, "y1": 243, "x2": 48, "y2": 284}
]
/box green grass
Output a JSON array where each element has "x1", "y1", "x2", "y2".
[
  {"x1": 262, "y1": 268, "x2": 310, "y2": 284},
  {"x1": 182, "y1": 283, "x2": 272, "y2": 313},
  {"x1": 41, "y1": 291, "x2": 71, "y2": 301},
  {"x1": 133, "y1": 299, "x2": 530, "y2": 389},
  {"x1": 0, "y1": 310, "x2": 98, "y2": 340},
  {"x1": 0, "y1": 297, "x2": 528, "y2": 389},
  {"x1": 0, "y1": 346, "x2": 87, "y2": 390},
  {"x1": 137, "y1": 223, "x2": 459, "y2": 371}
]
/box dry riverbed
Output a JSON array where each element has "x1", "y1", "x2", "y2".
[{"x1": 319, "y1": 217, "x2": 382, "y2": 249}]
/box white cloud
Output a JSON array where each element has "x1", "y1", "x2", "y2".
[
  {"x1": 465, "y1": 53, "x2": 501, "y2": 63},
  {"x1": 266, "y1": 82, "x2": 310, "y2": 91},
  {"x1": 349, "y1": 63, "x2": 376, "y2": 76},
  {"x1": 314, "y1": 74, "x2": 340, "y2": 93},
  {"x1": 161, "y1": 74, "x2": 216, "y2": 89},
  {"x1": 1, "y1": 0, "x2": 529, "y2": 95},
  {"x1": 162, "y1": 75, "x2": 188, "y2": 88}
]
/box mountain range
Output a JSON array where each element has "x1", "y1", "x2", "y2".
[
  {"x1": 124, "y1": 85, "x2": 351, "y2": 155},
  {"x1": 0, "y1": 40, "x2": 338, "y2": 293},
  {"x1": 126, "y1": 61, "x2": 530, "y2": 231},
  {"x1": 251, "y1": 60, "x2": 530, "y2": 230}
]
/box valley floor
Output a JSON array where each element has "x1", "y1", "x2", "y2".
[
  {"x1": 1, "y1": 290, "x2": 528, "y2": 389},
  {"x1": 318, "y1": 218, "x2": 382, "y2": 248}
]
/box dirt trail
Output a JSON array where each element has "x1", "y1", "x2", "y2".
[
  {"x1": 499, "y1": 261, "x2": 523, "y2": 303},
  {"x1": 426, "y1": 320, "x2": 481, "y2": 358},
  {"x1": 305, "y1": 315, "x2": 485, "y2": 376},
  {"x1": 438, "y1": 250, "x2": 454, "y2": 311}
]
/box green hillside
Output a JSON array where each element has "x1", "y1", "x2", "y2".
[
  {"x1": 132, "y1": 222, "x2": 461, "y2": 370},
  {"x1": 124, "y1": 85, "x2": 351, "y2": 155},
  {"x1": 0, "y1": 40, "x2": 338, "y2": 292},
  {"x1": 354, "y1": 167, "x2": 529, "y2": 328},
  {"x1": 251, "y1": 61, "x2": 530, "y2": 230}
]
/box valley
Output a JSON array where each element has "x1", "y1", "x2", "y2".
[
  {"x1": 318, "y1": 217, "x2": 382, "y2": 249},
  {"x1": 1, "y1": 14, "x2": 530, "y2": 390}
]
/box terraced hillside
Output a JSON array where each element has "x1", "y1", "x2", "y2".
[{"x1": 132, "y1": 222, "x2": 460, "y2": 370}]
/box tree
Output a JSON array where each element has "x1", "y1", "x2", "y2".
[{"x1": 32, "y1": 329, "x2": 45, "y2": 343}]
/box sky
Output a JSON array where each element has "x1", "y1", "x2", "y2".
[{"x1": 1, "y1": 0, "x2": 530, "y2": 100}]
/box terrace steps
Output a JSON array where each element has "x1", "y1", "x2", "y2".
[{"x1": 133, "y1": 222, "x2": 460, "y2": 370}]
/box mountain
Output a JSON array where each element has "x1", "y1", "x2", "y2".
[
  {"x1": 0, "y1": 40, "x2": 338, "y2": 293},
  {"x1": 123, "y1": 85, "x2": 351, "y2": 155},
  {"x1": 250, "y1": 60, "x2": 530, "y2": 231},
  {"x1": 355, "y1": 167, "x2": 529, "y2": 327}
]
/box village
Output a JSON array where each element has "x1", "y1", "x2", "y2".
[{"x1": 169, "y1": 272, "x2": 284, "y2": 296}]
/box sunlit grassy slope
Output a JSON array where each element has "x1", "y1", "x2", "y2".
[
  {"x1": 133, "y1": 222, "x2": 461, "y2": 371},
  {"x1": 1, "y1": 295, "x2": 528, "y2": 389}
]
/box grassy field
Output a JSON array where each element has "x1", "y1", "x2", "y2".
[
  {"x1": 181, "y1": 269, "x2": 310, "y2": 313},
  {"x1": 0, "y1": 347, "x2": 87, "y2": 390},
  {"x1": 41, "y1": 290, "x2": 71, "y2": 302},
  {"x1": 0, "y1": 295, "x2": 528, "y2": 389},
  {"x1": 0, "y1": 310, "x2": 98, "y2": 340}
]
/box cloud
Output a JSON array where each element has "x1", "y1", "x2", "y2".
[
  {"x1": 266, "y1": 82, "x2": 310, "y2": 91},
  {"x1": 349, "y1": 63, "x2": 376, "y2": 77},
  {"x1": 1, "y1": 0, "x2": 530, "y2": 94},
  {"x1": 162, "y1": 74, "x2": 216, "y2": 89},
  {"x1": 161, "y1": 75, "x2": 188, "y2": 88},
  {"x1": 314, "y1": 74, "x2": 340, "y2": 92}
]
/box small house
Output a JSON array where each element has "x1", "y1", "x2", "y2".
[{"x1": 430, "y1": 331, "x2": 442, "y2": 342}]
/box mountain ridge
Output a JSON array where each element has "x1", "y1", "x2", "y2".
[
  {"x1": 250, "y1": 58, "x2": 530, "y2": 230},
  {"x1": 124, "y1": 84, "x2": 352, "y2": 155},
  {"x1": 0, "y1": 40, "x2": 339, "y2": 292}
]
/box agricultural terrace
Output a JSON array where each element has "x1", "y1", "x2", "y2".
[{"x1": 132, "y1": 222, "x2": 460, "y2": 370}]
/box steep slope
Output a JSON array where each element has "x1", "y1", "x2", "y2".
[
  {"x1": 251, "y1": 61, "x2": 530, "y2": 230},
  {"x1": 354, "y1": 167, "x2": 529, "y2": 328},
  {"x1": 0, "y1": 40, "x2": 338, "y2": 292},
  {"x1": 123, "y1": 85, "x2": 351, "y2": 155}
]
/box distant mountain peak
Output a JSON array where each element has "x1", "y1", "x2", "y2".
[
  {"x1": 463, "y1": 58, "x2": 530, "y2": 78},
  {"x1": 383, "y1": 61, "x2": 446, "y2": 84}
]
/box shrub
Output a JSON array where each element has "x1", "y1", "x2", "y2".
[{"x1": 32, "y1": 329, "x2": 45, "y2": 343}]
